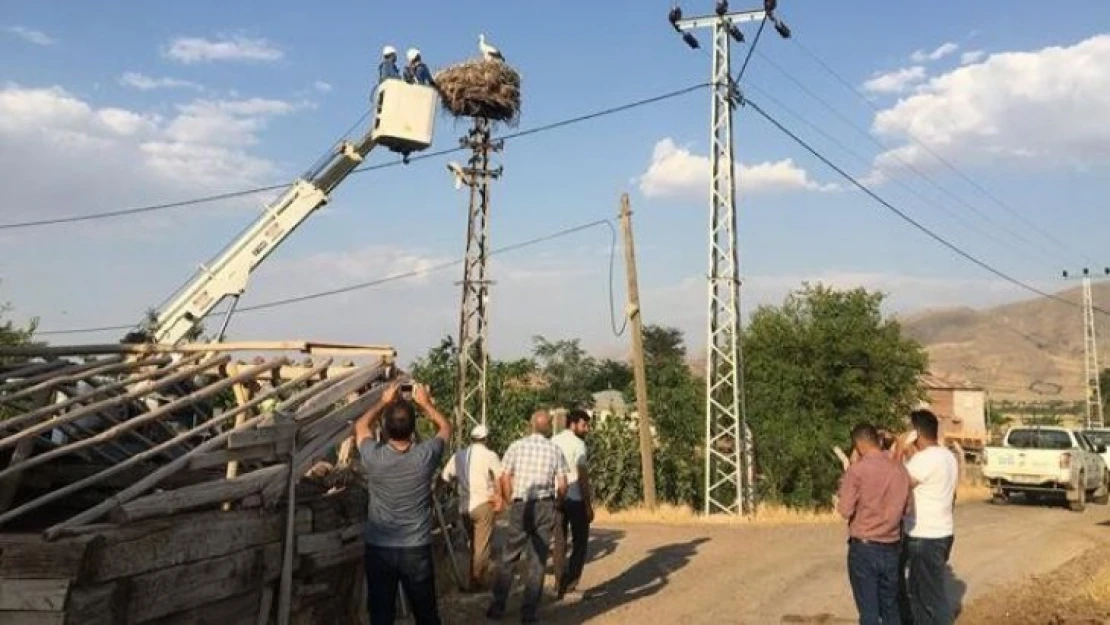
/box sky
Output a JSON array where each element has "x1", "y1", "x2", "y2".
[{"x1": 2, "y1": 0, "x2": 1110, "y2": 365}]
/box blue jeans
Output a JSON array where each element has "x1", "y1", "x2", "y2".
[
  {"x1": 905, "y1": 536, "x2": 955, "y2": 625},
  {"x1": 847, "y1": 539, "x2": 902, "y2": 625},
  {"x1": 364, "y1": 544, "x2": 441, "y2": 625}
]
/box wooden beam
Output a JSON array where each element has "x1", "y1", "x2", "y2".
[
  {"x1": 0, "y1": 355, "x2": 261, "y2": 482},
  {"x1": 123, "y1": 542, "x2": 281, "y2": 623},
  {"x1": 187, "y1": 442, "x2": 292, "y2": 471},
  {"x1": 0, "y1": 354, "x2": 224, "y2": 449},
  {"x1": 0, "y1": 438, "x2": 35, "y2": 513},
  {"x1": 223, "y1": 363, "x2": 257, "y2": 503},
  {"x1": 110, "y1": 465, "x2": 288, "y2": 524},
  {"x1": 0, "y1": 360, "x2": 313, "y2": 530},
  {"x1": 2, "y1": 356, "x2": 144, "y2": 405},
  {"x1": 0, "y1": 612, "x2": 64, "y2": 625},
  {"x1": 88, "y1": 509, "x2": 284, "y2": 581},
  {"x1": 0, "y1": 353, "x2": 205, "y2": 434},
  {"x1": 42, "y1": 362, "x2": 379, "y2": 536},
  {"x1": 0, "y1": 360, "x2": 72, "y2": 386},
  {"x1": 0, "y1": 534, "x2": 97, "y2": 578},
  {"x1": 227, "y1": 423, "x2": 297, "y2": 450},
  {"x1": 0, "y1": 579, "x2": 70, "y2": 611},
  {"x1": 0, "y1": 340, "x2": 396, "y2": 358}
]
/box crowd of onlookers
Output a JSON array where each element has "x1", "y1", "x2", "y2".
[
  {"x1": 352, "y1": 381, "x2": 594, "y2": 624},
  {"x1": 837, "y1": 409, "x2": 959, "y2": 625},
  {"x1": 350, "y1": 380, "x2": 957, "y2": 625}
]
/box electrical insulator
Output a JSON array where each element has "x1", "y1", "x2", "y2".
[
  {"x1": 729, "y1": 25, "x2": 745, "y2": 42},
  {"x1": 764, "y1": 0, "x2": 777, "y2": 13},
  {"x1": 1083, "y1": 267, "x2": 1091, "y2": 276},
  {"x1": 668, "y1": 6, "x2": 682, "y2": 24},
  {"x1": 1063, "y1": 270, "x2": 1070, "y2": 278},
  {"x1": 774, "y1": 18, "x2": 791, "y2": 38},
  {"x1": 682, "y1": 32, "x2": 700, "y2": 49},
  {"x1": 716, "y1": 0, "x2": 729, "y2": 16}
]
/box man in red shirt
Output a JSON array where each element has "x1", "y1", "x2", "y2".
[{"x1": 837, "y1": 423, "x2": 913, "y2": 625}]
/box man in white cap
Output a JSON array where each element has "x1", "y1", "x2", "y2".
[
  {"x1": 442, "y1": 423, "x2": 503, "y2": 591},
  {"x1": 403, "y1": 48, "x2": 435, "y2": 87},
  {"x1": 379, "y1": 45, "x2": 400, "y2": 83}
]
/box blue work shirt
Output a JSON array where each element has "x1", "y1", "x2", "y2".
[
  {"x1": 404, "y1": 61, "x2": 435, "y2": 87},
  {"x1": 379, "y1": 60, "x2": 400, "y2": 83}
]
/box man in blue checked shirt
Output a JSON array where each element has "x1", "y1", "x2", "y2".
[{"x1": 486, "y1": 410, "x2": 569, "y2": 624}]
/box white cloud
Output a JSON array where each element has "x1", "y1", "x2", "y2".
[
  {"x1": 910, "y1": 42, "x2": 959, "y2": 63},
  {"x1": 862, "y1": 66, "x2": 927, "y2": 95},
  {"x1": 870, "y1": 35, "x2": 1110, "y2": 174},
  {"x1": 638, "y1": 138, "x2": 836, "y2": 200},
  {"x1": 313, "y1": 80, "x2": 332, "y2": 93},
  {"x1": 4, "y1": 26, "x2": 54, "y2": 46},
  {"x1": 119, "y1": 72, "x2": 201, "y2": 91},
  {"x1": 165, "y1": 98, "x2": 298, "y2": 147},
  {"x1": 959, "y1": 50, "x2": 986, "y2": 65},
  {"x1": 0, "y1": 83, "x2": 300, "y2": 224},
  {"x1": 164, "y1": 35, "x2": 283, "y2": 64}
]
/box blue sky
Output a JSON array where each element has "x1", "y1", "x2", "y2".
[{"x1": 2, "y1": 0, "x2": 1110, "y2": 363}]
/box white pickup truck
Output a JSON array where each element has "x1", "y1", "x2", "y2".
[
  {"x1": 1081, "y1": 428, "x2": 1110, "y2": 468},
  {"x1": 983, "y1": 426, "x2": 1109, "y2": 511}
]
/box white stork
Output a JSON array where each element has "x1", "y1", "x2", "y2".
[
  {"x1": 446, "y1": 162, "x2": 471, "y2": 190},
  {"x1": 478, "y1": 34, "x2": 504, "y2": 62}
]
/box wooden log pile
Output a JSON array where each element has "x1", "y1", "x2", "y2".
[{"x1": 0, "y1": 341, "x2": 399, "y2": 624}]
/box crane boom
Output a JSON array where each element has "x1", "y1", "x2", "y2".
[
  {"x1": 152, "y1": 133, "x2": 376, "y2": 345},
  {"x1": 146, "y1": 79, "x2": 439, "y2": 345}
]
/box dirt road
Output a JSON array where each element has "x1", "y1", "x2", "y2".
[{"x1": 443, "y1": 500, "x2": 1110, "y2": 624}]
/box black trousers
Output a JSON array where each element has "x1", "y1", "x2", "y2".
[
  {"x1": 364, "y1": 544, "x2": 441, "y2": 625},
  {"x1": 905, "y1": 536, "x2": 955, "y2": 625},
  {"x1": 553, "y1": 499, "x2": 590, "y2": 591}
]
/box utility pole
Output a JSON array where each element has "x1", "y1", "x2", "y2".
[
  {"x1": 1063, "y1": 267, "x2": 1108, "y2": 429},
  {"x1": 619, "y1": 193, "x2": 658, "y2": 510},
  {"x1": 455, "y1": 118, "x2": 502, "y2": 443},
  {"x1": 667, "y1": 0, "x2": 791, "y2": 516}
]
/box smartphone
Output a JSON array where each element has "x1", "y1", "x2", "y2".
[{"x1": 400, "y1": 383, "x2": 414, "y2": 400}]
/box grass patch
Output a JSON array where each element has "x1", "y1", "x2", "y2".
[{"x1": 595, "y1": 502, "x2": 840, "y2": 526}]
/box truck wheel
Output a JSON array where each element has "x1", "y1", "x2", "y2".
[
  {"x1": 1093, "y1": 475, "x2": 1109, "y2": 506},
  {"x1": 1069, "y1": 476, "x2": 1087, "y2": 512},
  {"x1": 990, "y1": 489, "x2": 1009, "y2": 505}
]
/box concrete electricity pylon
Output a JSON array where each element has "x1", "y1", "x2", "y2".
[
  {"x1": 1063, "y1": 267, "x2": 1109, "y2": 429},
  {"x1": 667, "y1": 0, "x2": 790, "y2": 515},
  {"x1": 454, "y1": 118, "x2": 502, "y2": 442}
]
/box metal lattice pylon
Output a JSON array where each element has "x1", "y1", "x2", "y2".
[
  {"x1": 455, "y1": 118, "x2": 501, "y2": 442},
  {"x1": 1082, "y1": 277, "x2": 1104, "y2": 428},
  {"x1": 674, "y1": 8, "x2": 766, "y2": 516}
]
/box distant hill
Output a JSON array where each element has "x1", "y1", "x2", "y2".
[{"x1": 899, "y1": 284, "x2": 1110, "y2": 401}]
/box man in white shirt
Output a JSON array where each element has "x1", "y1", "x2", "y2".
[
  {"x1": 442, "y1": 424, "x2": 503, "y2": 591},
  {"x1": 899, "y1": 409, "x2": 958, "y2": 625},
  {"x1": 551, "y1": 409, "x2": 594, "y2": 598}
]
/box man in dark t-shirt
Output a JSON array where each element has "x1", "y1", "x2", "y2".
[{"x1": 354, "y1": 382, "x2": 452, "y2": 625}]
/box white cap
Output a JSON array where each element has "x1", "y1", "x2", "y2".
[
  {"x1": 471, "y1": 424, "x2": 489, "y2": 440},
  {"x1": 406, "y1": 48, "x2": 421, "y2": 62},
  {"x1": 382, "y1": 45, "x2": 397, "y2": 57}
]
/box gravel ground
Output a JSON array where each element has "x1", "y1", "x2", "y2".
[{"x1": 431, "y1": 499, "x2": 1110, "y2": 624}]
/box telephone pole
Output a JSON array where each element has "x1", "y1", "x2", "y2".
[
  {"x1": 619, "y1": 194, "x2": 658, "y2": 510},
  {"x1": 1063, "y1": 267, "x2": 1108, "y2": 429},
  {"x1": 455, "y1": 118, "x2": 502, "y2": 442},
  {"x1": 667, "y1": 0, "x2": 791, "y2": 515}
]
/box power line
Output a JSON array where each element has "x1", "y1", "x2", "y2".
[
  {"x1": 785, "y1": 39, "x2": 1094, "y2": 266},
  {"x1": 741, "y1": 95, "x2": 1098, "y2": 315},
  {"x1": 0, "y1": 84, "x2": 707, "y2": 231},
  {"x1": 36, "y1": 218, "x2": 617, "y2": 336},
  {"x1": 750, "y1": 50, "x2": 1066, "y2": 267}
]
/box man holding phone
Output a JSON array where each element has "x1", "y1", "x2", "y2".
[
  {"x1": 837, "y1": 423, "x2": 912, "y2": 625},
  {"x1": 353, "y1": 381, "x2": 452, "y2": 625}
]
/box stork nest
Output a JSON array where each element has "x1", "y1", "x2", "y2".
[{"x1": 433, "y1": 58, "x2": 521, "y2": 123}]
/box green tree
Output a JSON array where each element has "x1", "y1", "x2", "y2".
[
  {"x1": 742, "y1": 284, "x2": 927, "y2": 507},
  {"x1": 531, "y1": 336, "x2": 598, "y2": 409},
  {"x1": 1, "y1": 298, "x2": 40, "y2": 420},
  {"x1": 1101, "y1": 368, "x2": 1110, "y2": 412}
]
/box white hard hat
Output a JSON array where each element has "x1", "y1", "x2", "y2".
[
  {"x1": 406, "y1": 48, "x2": 421, "y2": 62},
  {"x1": 382, "y1": 45, "x2": 397, "y2": 57},
  {"x1": 471, "y1": 424, "x2": 489, "y2": 440}
]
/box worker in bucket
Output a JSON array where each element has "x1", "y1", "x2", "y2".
[
  {"x1": 403, "y1": 48, "x2": 435, "y2": 87},
  {"x1": 379, "y1": 45, "x2": 400, "y2": 83}
]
